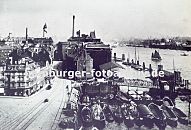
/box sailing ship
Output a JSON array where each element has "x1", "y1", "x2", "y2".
[
  {"x1": 131, "y1": 47, "x2": 143, "y2": 71},
  {"x1": 151, "y1": 50, "x2": 162, "y2": 61}
]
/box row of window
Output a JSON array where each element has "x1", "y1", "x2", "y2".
[
  {"x1": 0, "y1": 50, "x2": 12, "y2": 53},
  {"x1": 6, "y1": 82, "x2": 27, "y2": 88}
]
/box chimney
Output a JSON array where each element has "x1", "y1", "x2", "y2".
[
  {"x1": 72, "y1": 15, "x2": 75, "y2": 37},
  {"x1": 26, "y1": 27, "x2": 28, "y2": 42}
]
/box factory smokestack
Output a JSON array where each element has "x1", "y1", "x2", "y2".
[
  {"x1": 72, "y1": 15, "x2": 75, "y2": 37},
  {"x1": 26, "y1": 27, "x2": 28, "y2": 42}
]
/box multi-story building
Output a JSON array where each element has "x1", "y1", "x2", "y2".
[
  {"x1": 2, "y1": 36, "x2": 53, "y2": 96},
  {"x1": 0, "y1": 45, "x2": 13, "y2": 65},
  {"x1": 58, "y1": 31, "x2": 112, "y2": 72},
  {"x1": 3, "y1": 56, "x2": 51, "y2": 96},
  {"x1": 0, "y1": 65, "x2": 5, "y2": 95}
]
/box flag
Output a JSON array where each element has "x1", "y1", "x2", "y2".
[
  {"x1": 76, "y1": 30, "x2": 80, "y2": 37},
  {"x1": 43, "y1": 23, "x2": 47, "y2": 33}
]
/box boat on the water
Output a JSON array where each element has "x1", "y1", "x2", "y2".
[
  {"x1": 172, "y1": 107, "x2": 189, "y2": 125},
  {"x1": 148, "y1": 103, "x2": 167, "y2": 129},
  {"x1": 161, "y1": 105, "x2": 178, "y2": 128},
  {"x1": 151, "y1": 50, "x2": 162, "y2": 61},
  {"x1": 103, "y1": 105, "x2": 114, "y2": 123},
  {"x1": 121, "y1": 103, "x2": 134, "y2": 128},
  {"x1": 111, "y1": 42, "x2": 118, "y2": 48},
  {"x1": 81, "y1": 106, "x2": 93, "y2": 127},
  {"x1": 91, "y1": 104, "x2": 106, "y2": 129},
  {"x1": 180, "y1": 52, "x2": 189, "y2": 56},
  {"x1": 136, "y1": 104, "x2": 155, "y2": 128},
  {"x1": 163, "y1": 97, "x2": 175, "y2": 108}
]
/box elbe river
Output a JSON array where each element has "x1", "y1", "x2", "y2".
[{"x1": 113, "y1": 46, "x2": 191, "y2": 83}]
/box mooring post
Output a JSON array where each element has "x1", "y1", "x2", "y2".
[
  {"x1": 114, "y1": 53, "x2": 116, "y2": 62},
  {"x1": 122, "y1": 54, "x2": 125, "y2": 61},
  {"x1": 142, "y1": 62, "x2": 145, "y2": 70}
]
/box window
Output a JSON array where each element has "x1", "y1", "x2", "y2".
[
  {"x1": 11, "y1": 73, "x2": 15, "y2": 78},
  {"x1": 19, "y1": 76, "x2": 24, "y2": 81}
]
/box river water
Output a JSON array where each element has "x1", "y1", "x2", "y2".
[{"x1": 113, "y1": 46, "x2": 191, "y2": 82}]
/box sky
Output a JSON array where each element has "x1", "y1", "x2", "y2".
[{"x1": 0, "y1": 0, "x2": 191, "y2": 42}]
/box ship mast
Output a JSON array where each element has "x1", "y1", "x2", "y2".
[
  {"x1": 138, "y1": 50, "x2": 140, "y2": 61},
  {"x1": 173, "y1": 58, "x2": 175, "y2": 71},
  {"x1": 134, "y1": 47, "x2": 137, "y2": 63}
]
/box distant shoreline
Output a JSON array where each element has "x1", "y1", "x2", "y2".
[{"x1": 122, "y1": 44, "x2": 191, "y2": 51}]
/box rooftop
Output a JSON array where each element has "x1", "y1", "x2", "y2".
[{"x1": 99, "y1": 61, "x2": 124, "y2": 70}]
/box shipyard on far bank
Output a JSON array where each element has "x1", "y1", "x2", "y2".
[{"x1": 118, "y1": 37, "x2": 191, "y2": 51}]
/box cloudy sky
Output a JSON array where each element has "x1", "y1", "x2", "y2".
[{"x1": 0, "y1": 0, "x2": 190, "y2": 41}]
